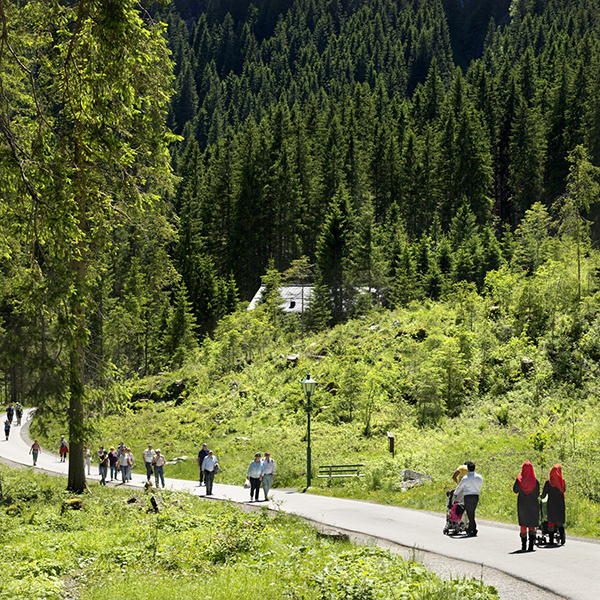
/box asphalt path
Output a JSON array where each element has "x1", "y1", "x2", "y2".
[{"x1": 3, "y1": 409, "x2": 597, "y2": 600}]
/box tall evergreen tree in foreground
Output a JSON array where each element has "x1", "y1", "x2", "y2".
[{"x1": 0, "y1": 0, "x2": 174, "y2": 492}]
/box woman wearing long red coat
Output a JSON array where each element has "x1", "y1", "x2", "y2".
[
  {"x1": 541, "y1": 465, "x2": 566, "y2": 545},
  {"x1": 513, "y1": 461, "x2": 539, "y2": 552}
]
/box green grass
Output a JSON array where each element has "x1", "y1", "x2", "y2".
[
  {"x1": 30, "y1": 291, "x2": 600, "y2": 540},
  {"x1": 0, "y1": 467, "x2": 497, "y2": 600}
]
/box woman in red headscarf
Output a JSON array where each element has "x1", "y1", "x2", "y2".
[
  {"x1": 513, "y1": 461, "x2": 540, "y2": 551},
  {"x1": 541, "y1": 465, "x2": 566, "y2": 545}
]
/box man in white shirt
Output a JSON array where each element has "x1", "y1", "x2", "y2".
[
  {"x1": 143, "y1": 444, "x2": 156, "y2": 481},
  {"x1": 201, "y1": 450, "x2": 219, "y2": 496},
  {"x1": 261, "y1": 452, "x2": 275, "y2": 501},
  {"x1": 454, "y1": 461, "x2": 483, "y2": 537}
]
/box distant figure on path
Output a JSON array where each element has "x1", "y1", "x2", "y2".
[
  {"x1": 127, "y1": 447, "x2": 135, "y2": 480},
  {"x1": 58, "y1": 435, "x2": 69, "y2": 462},
  {"x1": 143, "y1": 444, "x2": 155, "y2": 482},
  {"x1": 108, "y1": 447, "x2": 118, "y2": 481},
  {"x1": 197, "y1": 443, "x2": 209, "y2": 486},
  {"x1": 6, "y1": 403, "x2": 14, "y2": 425},
  {"x1": 154, "y1": 449, "x2": 166, "y2": 488},
  {"x1": 453, "y1": 461, "x2": 482, "y2": 536},
  {"x1": 247, "y1": 452, "x2": 264, "y2": 502},
  {"x1": 83, "y1": 445, "x2": 92, "y2": 475},
  {"x1": 541, "y1": 465, "x2": 566, "y2": 545},
  {"x1": 514, "y1": 461, "x2": 540, "y2": 552},
  {"x1": 119, "y1": 447, "x2": 131, "y2": 483},
  {"x1": 261, "y1": 451, "x2": 275, "y2": 500},
  {"x1": 4, "y1": 419, "x2": 10, "y2": 441},
  {"x1": 201, "y1": 450, "x2": 219, "y2": 496},
  {"x1": 15, "y1": 403, "x2": 22, "y2": 426},
  {"x1": 99, "y1": 451, "x2": 109, "y2": 485},
  {"x1": 97, "y1": 445, "x2": 105, "y2": 475},
  {"x1": 30, "y1": 440, "x2": 41, "y2": 465}
]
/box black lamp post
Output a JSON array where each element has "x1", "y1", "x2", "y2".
[{"x1": 301, "y1": 373, "x2": 316, "y2": 490}]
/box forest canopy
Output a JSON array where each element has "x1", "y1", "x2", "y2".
[{"x1": 1, "y1": 0, "x2": 600, "y2": 411}]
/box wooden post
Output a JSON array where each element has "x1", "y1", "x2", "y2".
[{"x1": 387, "y1": 432, "x2": 395, "y2": 458}]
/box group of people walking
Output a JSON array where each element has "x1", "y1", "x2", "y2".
[
  {"x1": 452, "y1": 460, "x2": 567, "y2": 550},
  {"x1": 196, "y1": 444, "x2": 276, "y2": 501},
  {"x1": 4, "y1": 402, "x2": 23, "y2": 440},
  {"x1": 514, "y1": 462, "x2": 566, "y2": 551},
  {"x1": 246, "y1": 451, "x2": 275, "y2": 502},
  {"x1": 197, "y1": 443, "x2": 219, "y2": 495},
  {"x1": 50, "y1": 436, "x2": 168, "y2": 488}
]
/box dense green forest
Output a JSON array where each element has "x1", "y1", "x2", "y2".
[{"x1": 2, "y1": 0, "x2": 600, "y2": 434}]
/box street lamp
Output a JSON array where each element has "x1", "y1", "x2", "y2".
[{"x1": 301, "y1": 373, "x2": 316, "y2": 490}]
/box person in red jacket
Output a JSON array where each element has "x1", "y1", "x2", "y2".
[
  {"x1": 514, "y1": 461, "x2": 539, "y2": 552},
  {"x1": 541, "y1": 465, "x2": 566, "y2": 545}
]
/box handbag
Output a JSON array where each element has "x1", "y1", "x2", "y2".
[{"x1": 244, "y1": 478, "x2": 250, "y2": 489}]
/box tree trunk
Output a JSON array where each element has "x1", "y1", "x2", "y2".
[
  {"x1": 67, "y1": 342, "x2": 86, "y2": 493},
  {"x1": 67, "y1": 290, "x2": 87, "y2": 493},
  {"x1": 67, "y1": 211, "x2": 88, "y2": 493}
]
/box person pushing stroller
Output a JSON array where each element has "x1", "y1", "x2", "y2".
[{"x1": 453, "y1": 461, "x2": 483, "y2": 537}]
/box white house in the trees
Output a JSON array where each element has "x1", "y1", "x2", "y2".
[{"x1": 247, "y1": 285, "x2": 314, "y2": 313}]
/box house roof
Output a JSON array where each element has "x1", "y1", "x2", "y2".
[{"x1": 248, "y1": 285, "x2": 314, "y2": 313}]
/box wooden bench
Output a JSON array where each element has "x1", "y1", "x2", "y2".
[{"x1": 318, "y1": 464, "x2": 364, "y2": 486}]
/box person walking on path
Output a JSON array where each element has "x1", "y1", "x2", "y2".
[
  {"x1": 247, "y1": 452, "x2": 264, "y2": 502},
  {"x1": 514, "y1": 461, "x2": 540, "y2": 552},
  {"x1": 58, "y1": 435, "x2": 69, "y2": 462},
  {"x1": 201, "y1": 450, "x2": 219, "y2": 496},
  {"x1": 127, "y1": 447, "x2": 135, "y2": 480},
  {"x1": 99, "y1": 451, "x2": 109, "y2": 486},
  {"x1": 261, "y1": 451, "x2": 275, "y2": 500},
  {"x1": 119, "y1": 447, "x2": 131, "y2": 483},
  {"x1": 15, "y1": 403, "x2": 22, "y2": 426},
  {"x1": 83, "y1": 445, "x2": 92, "y2": 475},
  {"x1": 30, "y1": 440, "x2": 41, "y2": 465},
  {"x1": 154, "y1": 449, "x2": 166, "y2": 488},
  {"x1": 97, "y1": 446, "x2": 105, "y2": 475},
  {"x1": 143, "y1": 444, "x2": 156, "y2": 481},
  {"x1": 541, "y1": 464, "x2": 566, "y2": 545},
  {"x1": 6, "y1": 403, "x2": 14, "y2": 425},
  {"x1": 108, "y1": 447, "x2": 118, "y2": 481},
  {"x1": 453, "y1": 461, "x2": 483, "y2": 537},
  {"x1": 197, "y1": 443, "x2": 209, "y2": 486},
  {"x1": 4, "y1": 419, "x2": 10, "y2": 441}
]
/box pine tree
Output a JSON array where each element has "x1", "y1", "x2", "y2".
[
  {"x1": 164, "y1": 283, "x2": 198, "y2": 369},
  {"x1": 315, "y1": 184, "x2": 353, "y2": 322},
  {"x1": 558, "y1": 145, "x2": 600, "y2": 301},
  {"x1": 508, "y1": 97, "x2": 546, "y2": 217}
]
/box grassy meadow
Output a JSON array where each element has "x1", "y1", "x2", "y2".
[
  {"x1": 31, "y1": 259, "x2": 600, "y2": 539},
  {"x1": 0, "y1": 466, "x2": 497, "y2": 600}
]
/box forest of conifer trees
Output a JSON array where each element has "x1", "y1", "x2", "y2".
[{"x1": 2, "y1": 0, "x2": 600, "y2": 406}]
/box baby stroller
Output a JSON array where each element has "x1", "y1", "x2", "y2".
[
  {"x1": 443, "y1": 489, "x2": 467, "y2": 535},
  {"x1": 536, "y1": 496, "x2": 551, "y2": 546}
]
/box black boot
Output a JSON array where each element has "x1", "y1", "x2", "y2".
[
  {"x1": 548, "y1": 532, "x2": 555, "y2": 545},
  {"x1": 520, "y1": 534, "x2": 527, "y2": 552},
  {"x1": 559, "y1": 526, "x2": 566, "y2": 545},
  {"x1": 528, "y1": 531, "x2": 536, "y2": 551}
]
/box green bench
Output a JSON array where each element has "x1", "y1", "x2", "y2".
[{"x1": 318, "y1": 464, "x2": 364, "y2": 486}]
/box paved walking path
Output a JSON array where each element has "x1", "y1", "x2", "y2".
[{"x1": 2, "y1": 409, "x2": 598, "y2": 600}]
